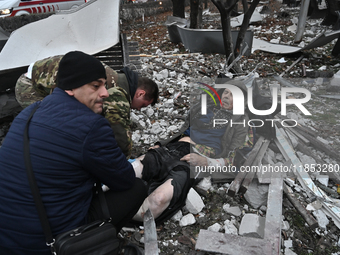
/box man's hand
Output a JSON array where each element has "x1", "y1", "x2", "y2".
[
  {"x1": 148, "y1": 145, "x2": 160, "y2": 150},
  {"x1": 131, "y1": 159, "x2": 143, "y2": 178},
  {"x1": 178, "y1": 136, "x2": 196, "y2": 145},
  {"x1": 180, "y1": 153, "x2": 208, "y2": 166}
]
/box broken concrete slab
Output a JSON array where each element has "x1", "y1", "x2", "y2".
[
  {"x1": 195, "y1": 229, "x2": 272, "y2": 254},
  {"x1": 244, "y1": 179, "x2": 269, "y2": 209},
  {"x1": 185, "y1": 188, "x2": 205, "y2": 214},
  {"x1": 263, "y1": 176, "x2": 283, "y2": 255},
  {"x1": 239, "y1": 214, "x2": 265, "y2": 238}
]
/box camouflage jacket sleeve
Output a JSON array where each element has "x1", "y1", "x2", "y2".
[
  {"x1": 103, "y1": 86, "x2": 132, "y2": 159},
  {"x1": 31, "y1": 55, "x2": 63, "y2": 96}
]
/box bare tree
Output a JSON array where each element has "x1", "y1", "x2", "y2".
[
  {"x1": 190, "y1": 0, "x2": 203, "y2": 29},
  {"x1": 234, "y1": 0, "x2": 260, "y2": 57},
  {"x1": 211, "y1": 0, "x2": 259, "y2": 73},
  {"x1": 171, "y1": 0, "x2": 185, "y2": 18},
  {"x1": 211, "y1": 0, "x2": 239, "y2": 70}
]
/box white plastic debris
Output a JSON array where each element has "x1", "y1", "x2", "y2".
[{"x1": 179, "y1": 213, "x2": 196, "y2": 227}]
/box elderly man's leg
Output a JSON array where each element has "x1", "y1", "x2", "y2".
[
  {"x1": 133, "y1": 179, "x2": 174, "y2": 221},
  {"x1": 133, "y1": 167, "x2": 189, "y2": 222}
]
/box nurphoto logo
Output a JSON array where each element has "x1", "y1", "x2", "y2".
[{"x1": 199, "y1": 82, "x2": 312, "y2": 128}]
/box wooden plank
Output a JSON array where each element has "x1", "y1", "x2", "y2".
[
  {"x1": 239, "y1": 139, "x2": 271, "y2": 194},
  {"x1": 195, "y1": 230, "x2": 272, "y2": 254},
  {"x1": 297, "y1": 129, "x2": 340, "y2": 162},
  {"x1": 295, "y1": 141, "x2": 340, "y2": 183},
  {"x1": 257, "y1": 160, "x2": 291, "y2": 184},
  {"x1": 286, "y1": 127, "x2": 310, "y2": 145},
  {"x1": 283, "y1": 182, "x2": 318, "y2": 229},
  {"x1": 227, "y1": 136, "x2": 265, "y2": 197},
  {"x1": 264, "y1": 176, "x2": 283, "y2": 255}
]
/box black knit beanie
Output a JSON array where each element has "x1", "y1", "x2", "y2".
[{"x1": 57, "y1": 51, "x2": 107, "y2": 90}]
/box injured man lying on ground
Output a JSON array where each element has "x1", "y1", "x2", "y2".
[{"x1": 128, "y1": 80, "x2": 257, "y2": 225}]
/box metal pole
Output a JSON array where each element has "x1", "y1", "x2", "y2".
[{"x1": 294, "y1": 0, "x2": 311, "y2": 43}]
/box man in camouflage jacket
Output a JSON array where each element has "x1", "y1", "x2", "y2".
[{"x1": 15, "y1": 55, "x2": 159, "y2": 158}]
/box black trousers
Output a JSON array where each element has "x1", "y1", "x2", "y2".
[{"x1": 87, "y1": 178, "x2": 147, "y2": 232}]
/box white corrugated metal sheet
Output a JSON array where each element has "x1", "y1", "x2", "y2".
[{"x1": 0, "y1": 0, "x2": 120, "y2": 71}]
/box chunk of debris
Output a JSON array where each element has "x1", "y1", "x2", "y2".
[
  {"x1": 239, "y1": 214, "x2": 265, "y2": 239},
  {"x1": 223, "y1": 219, "x2": 238, "y2": 235},
  {"x1": 171, "y1": 210, "x2": 183, "y2": 222},
  {"x1": 207, "y1": 223, "x2": 222, "y2": 232},
  {"x1": 312, "y1": 209, "x2": 330, "y2": 230},
  {"x1": 185, "y1": 188, "x2": 205, "y2": 214},
  {"x1": 223, "y1": 204, "x2": 242, "y2": 217},
  {"x1": 179, "y1": 213, "x2": 196, "y2": 227},
  {"x1": 243, "y1": 179, "x2": 269, "y2": 209}
]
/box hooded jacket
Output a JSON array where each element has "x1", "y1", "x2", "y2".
[{"x1": 0, "y1": 88, "x2": 135, "y2": 254}]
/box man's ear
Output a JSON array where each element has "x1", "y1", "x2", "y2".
[
  {"x1": 136, "y1": 89, "x2": 146, "y2": 98},
  {"x1": 65, "y1": 90, "x2": 75, "y2": 96}
]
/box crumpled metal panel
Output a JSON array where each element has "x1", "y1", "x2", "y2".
[
  {"x1": 175, "y1": 26, "x2": 253, "y2": 56},
  {"x1": 252, "y1": 30, "x2": 340, "y2": 54},
  {"x1": 0, "y1": 0, "x2": 120, "y2": 72}
]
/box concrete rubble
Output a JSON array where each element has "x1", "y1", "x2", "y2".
[
  {"x1": 184, "y1": 188, "x2": 205, "y2": 214},
  {"x1": 239, "y1": 213, "x2": 266, "y2": 238}
]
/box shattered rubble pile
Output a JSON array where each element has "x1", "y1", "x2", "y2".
[{"x1": 120, "y1": 3, "x2": 340, "y2": 255}]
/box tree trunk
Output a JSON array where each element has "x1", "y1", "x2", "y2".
[
  {"x1": 242, "y1": 0, "x2": 248, "y2": 13},
  {"x1": 211, "y1": 0, "x2": 240, "y2": 72},
  {"x1": 190, "y1": 0, "x2": 202, "y2": 29},
  {"x1": 203, "y1": 0, "x2": 208, "y2": 9},
  {"x1": 234, "y1": 0, "x2": 260, "y2": 57},
  {"x1": 172, "y1": 0, "x2": 185, "y2": 18}
]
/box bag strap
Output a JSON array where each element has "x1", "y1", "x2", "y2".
[
  {"x1": 24, "y1": 104, "x2": 112, "y2": 253},
  {"x1": 24, "y1": 104, "x2": 55, "y2": 250},
  {"x1": 96, "y1": 182, "x2": 111, "y2": 221}
]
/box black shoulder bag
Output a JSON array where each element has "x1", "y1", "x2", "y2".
[{"x1": 24, "y1": 105, "x2": 119, "y2": 255}]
